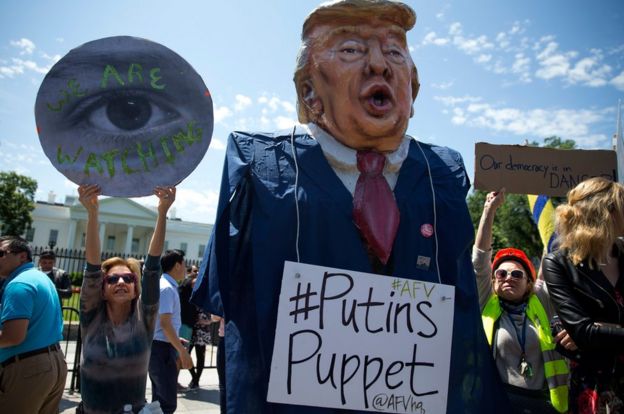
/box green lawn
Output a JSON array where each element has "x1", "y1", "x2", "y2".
[{"x1": 61, "y1": 291, "x2": 80, "y2": 322}]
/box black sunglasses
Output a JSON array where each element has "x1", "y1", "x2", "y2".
[
  {"x1": 0, "y1": 250, "x2": 14, "y2": 258},
  {"x1": 495, "y1": 268, "x2": 525, "y2": 280},
  {"x1": 105, "y1": 273, "x2": 137, "y2": 285}
]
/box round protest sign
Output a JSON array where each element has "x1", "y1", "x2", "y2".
[{"x1": 35, "y1": 36, "x2": 213, "y2": 196}]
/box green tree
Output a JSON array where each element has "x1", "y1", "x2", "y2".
[
  {"x1": 468, "y1": 136, "x2": 576, "y2": 260},
  {"x1": 0, "y1": 171, "x2": 38, "y2": 236}
]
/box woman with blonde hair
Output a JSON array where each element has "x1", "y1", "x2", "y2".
[
  {"x1": 543, "y1": 177, "x2": 624, "y2": 413},
  {"x1": 77, "y1": 184, "x2": 176, "y2": 414}
]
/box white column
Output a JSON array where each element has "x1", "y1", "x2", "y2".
[
  {"x1": 99, "y1": 223, "x2": 106, "y2": 249},
  {"x1": 125, "y1": 226, "x2": 134, "y2": 255},
  {"x1": 67, "y1": 219, "x2": 77, "y2": 249}
]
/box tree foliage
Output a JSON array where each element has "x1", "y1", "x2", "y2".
[
  {"x1": 467, "y1": 136, "x2": 575, "y2": 260},
  {"x1": 0, "y1": 171, "x2": 38, "y2": 236}
]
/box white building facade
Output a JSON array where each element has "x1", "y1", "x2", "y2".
[{"x1": 25, "y1": 195, "x2": 213, "y2": 261}]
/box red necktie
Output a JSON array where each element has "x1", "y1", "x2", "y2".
[{"x1": 353, "y1": 151, "x2": 400, "y2": 265}]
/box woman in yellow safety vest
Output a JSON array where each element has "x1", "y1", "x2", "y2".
[{"x1": 473, "y1": 189, "x2": 572, "y2": 413}]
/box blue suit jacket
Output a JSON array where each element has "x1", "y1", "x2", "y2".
[{"x1": 192, "y1": 128, "x2": 510, "y2": 413}]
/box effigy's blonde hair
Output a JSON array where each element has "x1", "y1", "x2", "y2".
[{"x1": 555, "y1": 177, "x2": 624, "y2": 268}]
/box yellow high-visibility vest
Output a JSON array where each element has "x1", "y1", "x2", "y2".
[{"x1": 482, "y1": 294, "x2": 569, "y2": 413}]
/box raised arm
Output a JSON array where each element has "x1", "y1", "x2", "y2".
[
  {"x1": 148, "y1": 187, "x2": 176, "y2": 257},
  {"x1": 78, "y1": 184, "x2": 103, "y2": 326},
  {"x1": 475, "y1": 189, "x2": 505, "y2": 251},
  {"x1": 472, "y1": 189, "x2": 505, "y2": 308},
  {"x1": 79, "y1": 184, "x2": 102, "y2": 266},
  {"x1": 141, "y1": 187, "x2": 176, "y2": 311}
]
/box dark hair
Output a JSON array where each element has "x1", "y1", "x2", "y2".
[
  {"x1": 39, "y1": 249, "x2": 56, "y2": 260},
  {"x1": 161, "y1": 249, "x2": 185, "y2": 273},
  {"x1": 0, "y1": 236, "x2": 33, "y2": 262}
]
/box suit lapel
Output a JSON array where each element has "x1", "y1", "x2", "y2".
[{"x1": 294, "y1": 133, "x2": 354, "y2": 215}]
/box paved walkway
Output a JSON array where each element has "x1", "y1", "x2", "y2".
[
  {"x1": 58, "y1": 340, "x2": 221, "y2": 414},
  {"x1": 59, "y1": 368, "x2": 221, "y2": 413}
]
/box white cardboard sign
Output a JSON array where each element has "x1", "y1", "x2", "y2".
[{"x1": 267, "y1": 261, "x2": 455, "y2": 413}]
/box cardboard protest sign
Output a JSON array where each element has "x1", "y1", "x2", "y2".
[
  {"x1": 268, "y1": 261, "x2": 455, "y2": 413},
  {"x1": 34, "y1": 36, "x2": 213, "y2": 197},
  {"x1": 474, "y1": 143, "x2": 616, "y2": 197}
]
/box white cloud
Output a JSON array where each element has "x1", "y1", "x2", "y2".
[
  {"x1": 10, "y1": 38, "x2": 35, "y2": 55},
  {"x1": 258, "y1": 95, "x2": 296, "y2": 113},
  {"x1": 213, "y1": 106, "x2": 232, "y2": 124},
  {"x1": 422, "y1": 20, "x2": 618, "y2": 90},
  {"x1": 431, "y1": 81, "x2": 454, "y2": 90},
  {"x1": 422, "y1": 32, "x2": 449, "y2": 46},
  {"x1": 209, "y1": 137, "x2": 226, "y2": 150},
  {"x1": 475, "y1": 54, "x2": 492, "y2": 63},
  {"x1": 535, "y1": 41, "x2": 575, "y2": 80},
  {"x1": 611, "y1": 70, "x2": 624, "y2": 91},
  {"x1": 0, "y1": 57, "x2": 52, "y2": 78},
  {"x1": 454, "y1": 34, "x2": 494, "y2": 55},
  {"x1": 234, "y1": 94, "x2": 252, "y2": 111},
  {"x1": 274, "y1": 116, "x2": 297, "y2": 130},
  {"x1": 140, "y1": 188, "x2": 219, "y2": 223},
  {"x1": 535, "y1": 42, "x2": 612, "y2": 87},
  {"x1": 433, "y1": 95, "x2": 481, "y2": 106},
  {"x1": 437, "y1": 95, "x2": 611, "y2": 147}
]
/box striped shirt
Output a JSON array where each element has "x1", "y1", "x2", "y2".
[{"x1": 79, "y1": 255, "x2": 160, "y2": 414}]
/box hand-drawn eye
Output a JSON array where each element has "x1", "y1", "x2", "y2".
[
  {"x1": 35, "y1": 36, "x2": 214, "y2": 197},
  {"x1": 76, "y1": 91, "x2": 180, "y2": 133},
  {"x1": 106, "y1": 95, "x2": 152, "y2": 130}
]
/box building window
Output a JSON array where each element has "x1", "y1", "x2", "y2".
[
  {"x1": 25, "y1": 227, "x2": 35, "y2": 242},
  {"x1": 164, "y1": 240, "x2": 169, "y2": 251},
  {"x1": 48, "y1": 229, "x2": 59, "y2": 248},
  {"x1": 198, "y1": 244, "x2": 206, "y2": 258},
  {"x1": 131, "y1": 238, "x2": 140, "y2": 253},
  {"x1": 81, "y1": 233, "x2": 86, "y2": 248},
  {"x1": 106, "y1": 236, "x2": 116, "y2": 251},
  {"x1": 180, "y1": 242, "x2": 188, "y2": 253}
]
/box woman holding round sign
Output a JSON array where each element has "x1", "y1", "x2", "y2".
[
  {"x1": 473, "y1": 189, "x2": 571, "y2": 413},
  {"x1": 33, "y1": 35, "x2": 212, "y2": 412},
  {"x1": 77, "y1": 184, "x2": 174, "y2": 414},
  {"x1": 542, "y1": 177, "x2": 624, "y2": 413}
]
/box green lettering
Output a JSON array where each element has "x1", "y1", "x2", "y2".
[
  {"x1": 149, "y1": 68, "x2": 165, "y2": 90},
  {"x1": 128, "y1": 63, "x2": 144, "y2": 84},
  {"x1": 101, "y1": 64, "x2": 125, "y2": 88},
  {"x1": 136, "y1": 141, "x2": 158, "y2": 171},
  {"x1": 67, "y1": 79, "x2": 87, "y2": 97},
  {"x1": 121, "y1": 148, "x2": 138, "y2": 174},
  {"x1": 57, "y1": 145, "x2": 83, "y2": 164},
  {"x1": 84, "y1": 153, "x2": 104, "y2": 176},
  {"x1": 171, "y1": 121, "x2": 203, "y2": 152},
  {"x1": 160, "y1": 136, "x2": 175, "y2": 164},
  {"x1": 100, "y1": 149, "x2": 119, "y2": 177}
]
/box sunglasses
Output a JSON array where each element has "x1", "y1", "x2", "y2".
[
  {"x1": 105, "y1": 273, "x2": 137, "y2": 285},
  {"x1": 495, "y1": 268, "x2": 525, "y2": 280},
  {"x1": 0, "y1": 250, "x2": 17, "y2": 258}
]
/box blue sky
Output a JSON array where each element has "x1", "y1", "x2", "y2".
[{"x1": 1, "y1": 1, "x2": 622, "y2": 224}]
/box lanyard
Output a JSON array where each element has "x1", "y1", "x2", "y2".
[{"x1": 502, "y1": 302, "x2": 533, "y2": 379}]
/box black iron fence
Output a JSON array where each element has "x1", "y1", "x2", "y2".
[
  {"x1": 32, "y1": 246, "x2": 202, "y2": 284},
  {"x1": 30, "y1": 246, "x2": 216, "y2": 392}
]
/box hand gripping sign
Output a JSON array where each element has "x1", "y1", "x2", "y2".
[
  {"x1": 268, "y1": 262, "x2": 455, "y2": 413},
  {"x1": 35, "y1": 36, "x2": 213, "y2": 197}
]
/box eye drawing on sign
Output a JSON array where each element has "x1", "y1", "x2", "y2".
[{"x1": 35, "y1": 36, "x2": 213, "y2": 197}]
